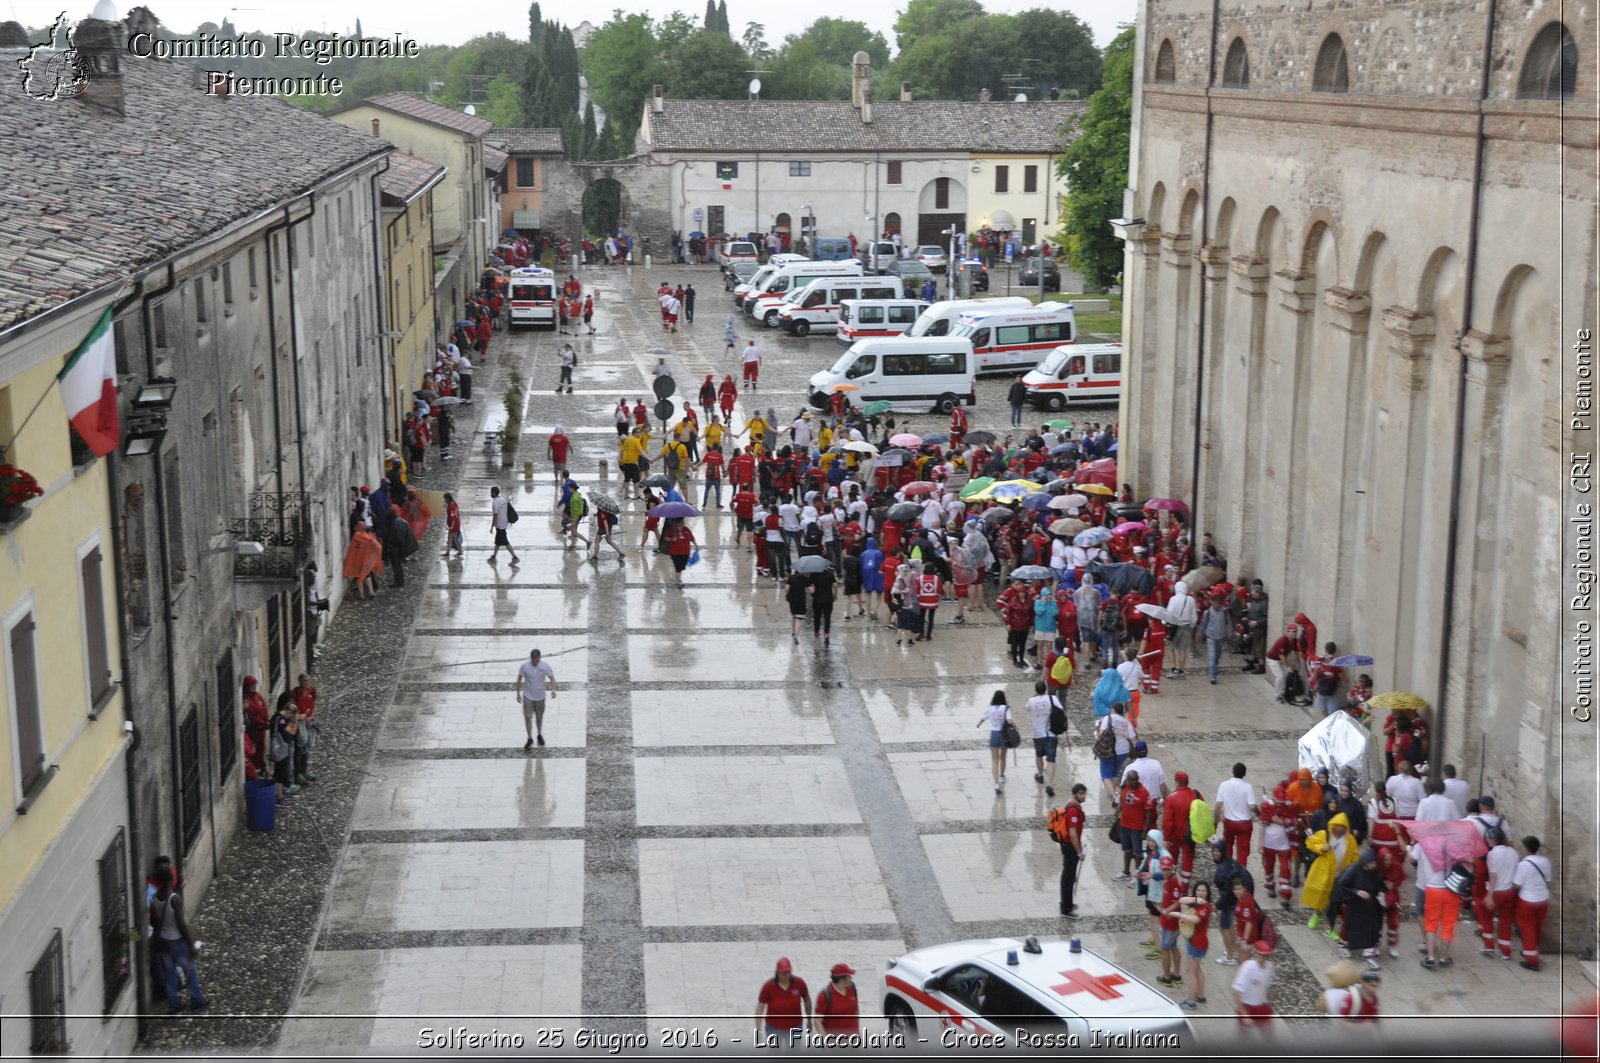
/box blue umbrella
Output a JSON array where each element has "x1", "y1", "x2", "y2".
[
  {"x1": 1050, "y1": 443, "x2": 1077, "y2": 456},
  {"x1": 649, "y1": 501, "x2": 701, "y2": 519},
  {"x1": 1021, "y1": 493, "x2": 1055, "y2": 511},
  {"x1": 1074, "y1": 527, "x2": 1113, "y2": 547},
  {"x1": 990, "y1": 482, "x2": 1031, "y2": 500},
  {"x1": 1330, "y1": 654, "x2": 1375, "y2": 668},
  {"x1": 922, "y1": 432, "x2": 950, "y2": 445}
]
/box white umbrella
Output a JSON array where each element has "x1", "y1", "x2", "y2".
[
  {"x1": 1048, "y1": 496, "x2": 1076, "y2": 511},
  {"x1": 841, "y1": 441, "x2": 879, "y2": 454},
  {"x1": 1135, "y1": 602, "x2": 1181, "y2": 625}
]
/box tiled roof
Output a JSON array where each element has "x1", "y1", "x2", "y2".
[
  {"x1": 483, "y1": 145, "x2": 509, "y2": 173},
  {"x1": 379, "y1": 150, "x2": 446, "y2": 205},
  {"x1": 350, "y1": 91, "x2": 494, "y2": 138},
  {"x1": 0, "y1": 54, "x2": 391, "y2": 333},
  {"x1": 484, "y1": 127, "x2": 565, "y2": 154},
  {"x1": 643, "y1": 99, "x2": 1086, "y2": 154}
]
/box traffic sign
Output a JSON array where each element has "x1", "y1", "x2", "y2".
[
  {"x1": 653, "y1": 398, "x2": 676, "y2": 423},
  {"x1": 653, "y1": 375, "x2": 676, "y2": 400}
]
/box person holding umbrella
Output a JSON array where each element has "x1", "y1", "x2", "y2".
[
  {"x1": 811, "y1": 565, "x2": 837, "y2": 646},
  {"x1": 787, "y1": 572, "x2": 811, "y2": 643},
  {"x1": 660, "y1": 514, "x2": 698, "y2": 588}
]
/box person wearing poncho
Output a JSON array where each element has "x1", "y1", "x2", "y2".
[
  {"x1": 1092, "y1": 666, "x2": 1132, "y2": 718},
  {"x1": 1302, "y1": 813, "x2": 1359, "y2": 926}
]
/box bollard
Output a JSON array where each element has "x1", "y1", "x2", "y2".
[
  {"x1": 644, "y1": 254, "x2": 652, "y2": 270},
  {"x1": 524, "y1": 459, "x2": 534, "y2": 480},
  {"x1": 598, "y1": 459, "x2": 610, "y2": 480},
  {"x1": 571, "y1": 254, "x2": 579, "y2": 274}
]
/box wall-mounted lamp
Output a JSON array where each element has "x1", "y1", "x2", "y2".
[
  {"x1": 133, "y1": 377, "x2": 178, "y2": 411},
  {"x1": 123, "y1": 417, "x2": 167, "y2": 457}
]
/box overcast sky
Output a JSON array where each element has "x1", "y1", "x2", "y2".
[{"x1": 8, "y1": 0, "x2": 1135, "y2": 50}]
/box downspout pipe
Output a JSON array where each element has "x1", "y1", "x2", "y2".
[
  {"x1": 1187, "y1": 0, "x2": 1222, "y2": 542},
  {"x1": 369, "y1": 160, "x2": 395, "y2": 441},
  {"x1": 1431, "y1": 0, "x2": 1498, "y2": 787}
]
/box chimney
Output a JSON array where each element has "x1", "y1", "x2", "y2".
[
  {"x1": 978, "y1": 87, "x2": 992, "y2": 103},
  {"x1": 71, "y1": 16, "x2": 124, "y2": 116},
  {"x1": 651, "y1": 84, "x2": 664, "y2": 113},
  {"x1": 850, "y1": 50, "x2": 871, "y2": 108},
  {"x1": 899, "y1": 80, "x2": 912, "y2": 102},
  {"x1": 371, "y1": 118, "x2": 381, "y2": 137},
  {"x1": 860, "y1": 84, "x2": 872, "y2": 125}
]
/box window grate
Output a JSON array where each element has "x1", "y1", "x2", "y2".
[
  {"x1": 216, "y1": 652, "x2": 237, "y2": 782},
  {"x1": 179, "y1": 711, "x2": 201, "y2": 851},
  {"x1": 267, "y1": 594, "x2": 283, "y2": 690},
  {"x1": 98, "y1": 829, "x2": 130, "y2": 1012},
  {"x1": 29, "y1": 929, "x2": 66, "y2": 1053}
]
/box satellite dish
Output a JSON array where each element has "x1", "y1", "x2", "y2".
[
  {"x1": 464, "y1": 104, "x2": 477, "y2": 115},
  {"x1": 1014, "y1": 93, "x2": 1027, "y2": 103},
  {"x1": 748, "y1": 78, "x2": 762, "y2": 96}
]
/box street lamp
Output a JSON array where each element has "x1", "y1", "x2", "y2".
[{"x1": 801, "y1": 203, "x2": 813, "y2": 254}]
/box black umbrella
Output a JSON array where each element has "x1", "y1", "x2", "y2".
[
  {"x1": 887, "y1": 502, "x2": 922, "y2": 523},
  {"x1": 981, "y1": 507, "x2": 1016, "y2": 524},
  {"x1": 965, "y1": 430, "x2": 997, "y2": 445},
  {"x1": 643, "y1": 475, "x2": 673, "y2": 489}
]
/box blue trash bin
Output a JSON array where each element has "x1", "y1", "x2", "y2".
[{"x1": 245, "y1": 779, "x2": 277, "y2": 832}]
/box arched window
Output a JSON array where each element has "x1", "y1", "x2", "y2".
[
  {"x1": 1154, "y1": 39, "x2": 1175, "y2": 83},
  {"x1": 1313, "y1": 33, "x2": 1349, "y2": 92},
  {"x1": 1222, "y1": 37, "x2": 1250, "y2": 87},
  {"x1": 1517, "y1": 22, "x2": 1577, "y2": 99}
]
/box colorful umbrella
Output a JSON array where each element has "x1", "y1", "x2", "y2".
[
  {"x1": 1075, "y1": 457, "x2": 1118, "y2": 489},
  {"x1": 1074, "y1": 527, "x2": 1113, "y2": 547},
  {"x1": 862, "y1": 400, "x2": 893, "y2": 416},
  {"x1": 1009, "y1": 565, "x2": 1054, "y2": 581},
  {"x1": 1368, "y1": 691, "x2": 1428, "y2": 711},
  {"x1": 900, "y1": 481, "x2": 939, "y2": 497},
  {"x1": 1330, "y1": 654, "x2": 1376, "y2": 668},
  {"x1": 832, "y1": 382, "x2": 860, "y2": 392},
  {"x1": 1077, "y1": 483, "x2": 1113, "y2": 496},
  {"x1": 890, "y1": 433, "x2": 923, "y2": 447},
  {"x1": 1145, "y1": 498, "x2": 1189, "y2": 513},
  {"x1": 1114, "y1": 521, "x2": 1147, "y2": 535},
  {"x1": 1043, "y1": 419, "x2": 1074, "y2": 430},
  {"x1": 648, "y1": 501, "x2": 701, "y2": 519},
  {"x1": 1049, "y1": 518, "x2": 1084, "y2": 536},
  {"x1": 1395, "y1": 819, "x2": 1488, "y2": 870},
  {"x1": 1021, "y1": 493, "x2": 1055, "y2": 511},
  {"x1": 959, "y1": 477, "x2": 996, "y2": 499},
  {"x1": 988, "y1": 482, "x2": 1034, "y2": 501}
]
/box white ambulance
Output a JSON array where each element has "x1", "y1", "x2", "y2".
[
  {"x1": 777, "y1": 277, "x2": 905, "y2": 336},
  {"x1": 746, "y1": 261, "x2": 865, "y2": 326},
  {"x1": 1022, "y1": 343, "x2": 1123, "y2": 408},
  {"x1": 947, "y1": 303, "x2": 1077, "y2": 373},
  {"x1": 905, "y1": 297, "x2": 1033, "y2": 337},
  {"x1": 807, "y1": 338, "x2": 976, "y2": 414},
  {"x1": 506, "y1": 267, "x2": 556, "y2": 329},
  {"x1": 834, "y1": 298, "x2": 931, "y2": 346}
]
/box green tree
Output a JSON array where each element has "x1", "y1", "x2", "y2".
[
  {"x1": 893, "y1": 0, "x2": 984, "y2": 55},
  {"x1": 893, "y1": 7, "x2": 1099, "y2": 103},
  {"x1": 581, "y1": 99, "x2": 599, "y2": 158},
  {"x1": 583, "y1": 11, "x2": 665, "y2": 140},
  {"x1": 668, "y1": 29, "x2": 749, "y2": 97},
  {"x1": 767, "y1": 36, "x2": 848, "y2": 100},
  {"x1": 790, "y1": 16, "x2": 888, "y2": 67},
  {"x1": 703, "y1": 0, "x2": 719, "y2": 31},
  {"x1": 1058, "y1": 25, "x2": 1133, "y2": 289},
  {"x1": 741, "y1": 20, "x2": 769, "y2": 60},
  {"x1": 657, "y1": 10, "x2": 696, "y2": 48},
  {"x1": 482, "y1": 73, "x2": 523, "y2": 126},
  {"x1": 717, "y1": 0, "x2": 729, "y2": 34}
]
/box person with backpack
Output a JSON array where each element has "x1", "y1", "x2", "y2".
[
  {"x1": 660, "y1": 436, "x2": 691, "y2": 498},
  {"x1": 1309, "y1": 641, "x2": 1346, "y2": 714},
  {"x1": 811, "y1": 963, "x2": 859, "y2": 1037},
  {"x1": 1164, "y1": 771, "x2": 1207, "y2": 888},
  {"x1": 1026, "y1": 681, "x2": 1065, "y2": 797},
  {"x1": 1165, "y1": 580, "x2": 1198, "y2": 676},
  {"x1": 977, "y1": 689, "x2": 1014, "y2": 794},
  {"x1": 148, "y1": 866, "x2": 209, "y2": 1014},
  {"x1": 1049, "y1": 783, "x2": 1088, "y2": 917},
  {"x1": 1211, "y1": 837, "x2": 1255, "y2": 966},
  {"x1": 271, "y1": 692, "x2": 301, "y2": 806},
  {"x1": 565, "y1": 483, "x2": 592, "y2": 553},
  {"x1": 488, "y1": 485, "x2": 519, "y2": 566},
  {"x1": 1031, "y1": 584, "x2": 1059, "y2": 666}
]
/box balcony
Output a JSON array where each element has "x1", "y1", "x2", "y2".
[{"x1": 230, "y1": 492, "x2": 310, "y2": 581}]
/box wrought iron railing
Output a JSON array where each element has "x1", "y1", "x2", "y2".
[{"x1": 230, "y1": 491, "x2": 309, "y2": 579}]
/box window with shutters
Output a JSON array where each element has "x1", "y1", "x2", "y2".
[
  {"x1": 98, "y1": 828, "x2": 130, "y2": 1011},
  {"x1": 516, "y1": 158, "x2": 535, "y2": 187},
  {"x1": 1023, "y1": 165, "x2": 1038, "y2": 194},
  {"x1": 935, "y1": 178, "x2": 950, "y2": 210},
  {"x1": 80, "y1": 543, "x2": 113, "y2": 712},
  {"x1": 216, "y1": 652, "x2": 237, "y2": 783},
  {"x1": 994, "y1": 166, "x2": 1009, "y2": 194},
  {"x1": 886, "y1": 160, "x2": 903, "y2": 185},
  {"x1": 178, "y1": 709, "x2": 201, "y2": 852},
  {"x1": 28, "y1": 930, "x2": 66, "y2": 1053},
  {"x1": 8, "y1": 609, "x2": 47, "y2": 803}
]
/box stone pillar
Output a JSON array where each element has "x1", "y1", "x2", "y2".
[
  {"x1": 1228, "y1": 254, "x2": 1270, "y2": 575},
  {"x1": 1318, "y1": 286, "x2": 1371, "y2": 636},
  {"x1": 1257, "y1": 270, "x2": 1315, "y2": 636},
  {"x1": 1159, "y1": 232, "x2": 1194, "y2": 500},
  {"x1": 1114, "y1": 225, "x2": 1160, "y2": 492},
  {"x1": 1194, "y1": 243, "x2": 1231, "y2": 549}
]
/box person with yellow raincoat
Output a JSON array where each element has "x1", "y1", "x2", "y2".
[{"x1": 1301, "y1": 812, "x2": 1359, "y2": 930}]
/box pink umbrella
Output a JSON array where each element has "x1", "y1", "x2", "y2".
[
  {"x1": 1395, "y1": 819, "x2": 1488, "y2": 870},
  {"x1": 900, "y1": 481, "x2": 939, "y2": 497},
  {"x1": 890, "y1": 432, "x2": 923, "y2": 447},
  {"x1": 1114, "y1": 521, "x2": 1147, "y2": 535},
  {"x1": 1145, "y1": 498, "x2": 1188, "y2": 513}
]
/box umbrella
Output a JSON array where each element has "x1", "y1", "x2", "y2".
[
  {"x1": 643, "y1": 475, "x2": 674, "y2": 489},
  {"x1": 1368, "y1": 691, "x2": 1428, "y2": 712},
  {"x1": 959, "y1": 477, "x2": 995, "y2": 500},
  {"x1": 1049, "y1": 518, "x2": 1087, "y2": 536},
  {"x1": 890, "y1": 433, "x2": 923, "y2": 447},
  {"x1": 878, "y1": 448, "x2": 913, "y2": 462},
  {"x1": 1136, "y1": 602, "x2": 1181, "y2": 624},
  {"x1": 832, "y1": 382, "x2": 860, "y2": 392},
  {"x1": 900, "y1": 481, "x2": 939, "y2": 497},
  {"x1": 1044, "y1": 477, "x2": 1073, "y2": 490},
  {"x1": 980, "y1": 506, "x2": 1016, "y2": 524},
  {"x1": 793, "y1": 555, "x2": 833, "y2": 574},
  {"x1": 1021, "y1": 493, "x2": 1055, "y2": 511},
  {"x1": 1075, "y1": 457, "x2": 1118, "y2": 488},
  {"x1": 430, "y1": 395, "x2": 465, "y2": 406},
  {"x1": 842, "y1": 440, "x2": 879, "y2": 454},
  {"x1": 965, "y1": 430, "x2": 997, "y2": 445},
  {"x1": 1088, "y1": 562, "x2": 1156, "y2": 596},
  {"x1": 455, "y1": 319, "x2": 475, "y2": 328},
  {"x1": 1009, "y1": 565, "x2": 1054, "y2": 581},
  {"x1": 1180, "y1": 565, "x2": 1224, "y2": 592},
  {"x1": 1330, "y1": 654, "x2": 1376, "y2": 668},
  {"x1": 1077, "y1": 483, "x2": 1114, "y2": 496},
  {"x1": 413, "y1": 388, "x2": 439, "y2": 401},
  {"x1": 1041, "y1": 497, "x2": 1070, "y2": 513},
  {"x1": 988, "y1": 482, "x2": 1033, "y2": 501},
  {"x1": 648, "y1": 501, "x2": 701, "y2": 519},
  {"x1": 589, "y1": 489, "x2": 621, "y2": 514},
  {"x1": 1113, "y1": 521, "x2": 1147, "y2": 535},
  {"x1": 1145, "y1": 498, "x2": 1189, "y2": 513},
  {"x1": 1074, "y1": 527, "x2": 1113, "y2": 547},
  {"x1": 923, "y1": 432, "x2": 950, "y2": 446},
  {"x1": 1042, "y1": 419, "x2": 1074, "y2": 430},
  {"x1": 1049, "y1": 443, "x2": 1077, "y2": 456},
  {"x1": 886, "y1": 502, "x2": 922, "y2": 523},
  {"x1": 1394, "y1": 819, "x2": 1489, "y2": 871},
  {"x1": 862, "y1": 400, "x2": 893, "y2": 416}
]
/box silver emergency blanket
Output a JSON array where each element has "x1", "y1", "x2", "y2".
[{"x1": 1296, "y1": 710, "x2": 1375, "y2": 795}]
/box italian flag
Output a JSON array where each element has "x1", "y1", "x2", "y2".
[{"x1": 58, "y1": 307, "x2": 119, "y2": 457}]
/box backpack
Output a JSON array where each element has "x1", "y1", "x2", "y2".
[
  {"x1": 1046, "y1": 806, "x2": 1072, "y2": 843},
  {"x1": 1050, "y1": 655, "x2": 1074, "y2": 691},
  {"x1": 664, "y1": 447, "x2": 681, "y2": 471},
  {"x1": 403, "y1": 426, "x2": 419, "y2": 448},
  {"x1": 269, "y1": 724, "x2": 290, "y2": 762},
  {"x1": 1047, "y1": 694, "x2": 1067, "y2": 735},
  {"x1": 1283, "y1": 669, "x2": 1305, "y2": 700},
  {"x1": 1189, "y1": 798, "x2": 1217, "y2": 846},
  {"x1": 1022, "y1": 538, "x2": 1039, "y2": 565},
  {"x1": 1092, "y1": 720, "x2": 1117, "y2": 760},
  {"x1": 1001, "y1": 719, "x2": 1022, "y2": 749},
  {"x1": 1315, "y1": 668, "x2": 1340, "y2": 697},
  {"x1": 504, "y1": 501, "x2": 519, "y2": 525},
  {"x1": 1444, "y1": 860, "x2": 1475, "y2": 898},
  {"x1": 803, "y1": 521, "x2": 823, "y2": 548},
  {"x1": 573, "y1": 494, "x2": 589, "y2": 520}
]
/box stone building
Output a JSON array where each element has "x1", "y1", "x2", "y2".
[
  {"x1": 1, "y1": 15, "x2": 392, "y2": 1019},
  {"x1": 484, "y1": 127, "x2": 565, "y2": 238},
  {"x1": 1117, "y1": 0, "x2": 1595, "y2": 946},
  {"x1": 377, "y1": 152, "x2": 448, "y2": 436}
]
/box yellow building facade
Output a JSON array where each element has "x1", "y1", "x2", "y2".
[
  {"x1": 966, "y1": 151, "x2": 1069, "y2": 250},
  {"x1": 0, "y1": 301, "x2": 135, "y2": 1055},
  {"x1": 380, "y1": 152, "x2": 447, "y2": 435}
]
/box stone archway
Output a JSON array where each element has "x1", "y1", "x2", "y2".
[
  {"x1": 582, "y1": 177, "x2": 625, "y2": 239},
  {"x1": 544, "y1": 155, "x2": 672, "y2": 260}
]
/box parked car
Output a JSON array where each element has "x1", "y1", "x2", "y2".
[
  {"x1": 860, "y1": 240, "x2": 899, "y2": 274},
  {"x1": 720, "y1": 240, "x2": 761, "y2": 269},
  {"x1": 723, "y1": 260, "x2": 760, "y2": 291},
  {"x1": 953, "y1": 258, "x2": 990, "y2": 292},
  {"x1": 887, "y1": 259, "x2": 936, "y2": 288},
  {"x1": 914, "y1": 245, "x2": 949, "y2": 272},
  {"x1": 1019, "y1": 256, "x2": 1061, "y2": 292}
]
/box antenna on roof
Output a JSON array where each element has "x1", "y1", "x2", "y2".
[
  {"x1": 463, "y1": 104, "x2": 477, "y2": 115},
  {"x1": 748, "y1": 77, "x2": 761, "y2": 100}
]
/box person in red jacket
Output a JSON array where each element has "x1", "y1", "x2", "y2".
[
  {"x1": 997, "y1": 579, "x2": 1034, "y2": 668},
  {"x1": 661, "y1": 518, "x2": 696, "y2": 588},
  {"x1": 1117, "y1": 773, "x2": 1154, "y2": 879},
  {"x1": 243, "y1": 676, "x2": 269, "y2": 772},
  {"x1": 1163, "y1": 770, "x2": 1206, "y2": 887},
  {"x1": 718, "y1": 374, "x2": 738, "y2": 423},
  {"x1": 914, "y1": 565, "x2": 943, "y2": 642},
  {"x1": 949, "y1": 404, "x2": 969, "y2": 448},
  {"x1": 633, "y1": 400, "x2": 649, "y2": 427}
]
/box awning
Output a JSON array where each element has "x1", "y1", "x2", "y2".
[
  {"x1": 989, "y1": 209, "x2": 1016, "y2": 230},
  {"x1": 512, "y1": 209, "x2": 541, "y2": 229}
]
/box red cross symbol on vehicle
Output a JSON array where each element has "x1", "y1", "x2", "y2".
[{"x1": 1051, "y1": 969, "x2": 1129, "y2": 1001}]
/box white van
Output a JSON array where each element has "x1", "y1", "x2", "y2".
[
  {"x1": 747, "y1": 261, "x2": 865, "y2": 326},
  {"x1": 808, "y1": 337, "x2": 976, "y2": 414},
  {"x1": 506, "y1": 266, "x2": 556, "y2": 329},
  {"x1": 834, "y1": 298, "x2": 931, "y2": 346},
  {"x1": 904, "y1": 297, "x2": 1033, "y2": 338},
  {"x1": 860, "y1": 240, "x2": 900, "y2": 274},
  {"x1": 948, "y1": 303, "x2": 1077, "y2": 373},
  {"x1": 779, "y1": 277, "x2": 906, "y2": 336},
  {"x1": 1022, "y1": 343, "x2": 1123, "y2": 408},
  {"x1": 738, "y1": 258, "x2": 850, "y2": 313}
]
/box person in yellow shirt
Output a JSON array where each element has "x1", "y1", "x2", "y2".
[
  {"x1": 660, "y1": 437, "x2": 691, "y2": 497},
  {"x1": 704, "y1": 420, "x2": 725, "y2": 455},
  {"x1": 743, "y1": 413, "x2": 770, "y2": 451},
  {"x1": 619, "y1": 430, "x2": 645, "y2": 498},
  {"x1": 817, "y1": 423, "x2": 834, "y2": 453}
]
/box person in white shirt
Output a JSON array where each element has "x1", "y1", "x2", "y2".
[
  {"x1": 977, "y1": 690, "x2": 1014, "y2": 794},
  {"x1": 791, "y1": 414, "x2": 815, "y2": 448},
  {"x1": 777, "y1": 497, "x2": 802, "y2": 543},
  {"x1": 1476, "y1": 830, "x2": 1518, "y2": 960},
  {"x1": 1166, "y1": 581, "x2": 1198, "y2": 674},
  {"x1": 1440, "y1": 765, "x2": 1470, "y2": 817},
  {"x1": 1050, "y1": 537, "x2": 1071, "y2": 573},
  {"x1": 919, "y1": 497, "x2": 942, "y2": 532},
  {"x1": 1025, "y1": 681, "x2": 1061, "y2": 798},
  {"x1": 1230, "y1": 940, "x2": 1275, "y2": 1031},
  {"x1": 1512, "y1": 836, "x2": 1552, "y2": 970},
  {"x1": 1116, "y1": 647, "x2": 1145, "y2": 697},
  {"x1": 1124, "y1": 740, "x2": 1167, "y2": 801},
  {"x1": 1411, "y1": 839, "x2": 1456, "y2": 968},
  {"x1": 942, "y1": 493, "x2": 965, "y2": 528},
  {"x1": 742, "y1": 341, "x2": 762, "y2": 389},
  {"x1": 1213, "y1": 762, "x2": 1259, "y2": 866},
  {"x1": 513, "y1": 648, "x2": 557, "y2": 749},
  {"x1": 1415, "y1": 779, "x2": 1456, "y2": 821},
  {"x1": 1384, "y1": 764, "x2": 1424, "y2": 818},
  {"x1": 488, "y1": 485, "x2": 519, "y2": 566}
]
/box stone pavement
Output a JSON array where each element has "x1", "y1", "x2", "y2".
[{"x1": 152, "y1": 264, "x2": 1577, "y2": 1056}]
